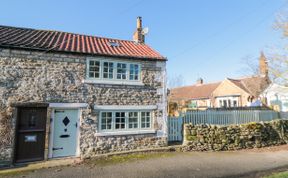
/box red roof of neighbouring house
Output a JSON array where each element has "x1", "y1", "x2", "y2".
[
  {"x1": 0, "y1": 25, "x2": 166, "y2": 60},
  {"x1": 227, "y1": 76, "x2": 270, "y2": 97},
  {"x1": 169, "y1": 82, "x2": 221, "y2": 101}
]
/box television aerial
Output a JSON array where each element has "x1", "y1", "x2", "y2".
[{"x1": 141, "y1": 27, "x2": 149, "y2": 35}]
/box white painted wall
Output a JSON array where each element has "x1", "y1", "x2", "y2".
[{"x1": 262, "y1": 84, "x2": 288, "y2": 112}]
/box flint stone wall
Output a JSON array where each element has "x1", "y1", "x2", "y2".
[
  {"x1": 182, "y1": 119, "x2": 288, "y2": 151},
  {"x1": 0, "y1": 48, "x2": 167, "y2": 166},
  {"x1": 81, "y1": 134, "x2": 167, "y2": 158}
]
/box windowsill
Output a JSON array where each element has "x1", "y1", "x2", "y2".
[
  {"x1": 95, "y1": 129, "x2": 156, "y2": 136},
  {"x1": 94, "y1": 105, "x2": 157, "y2": 110},
  {"x1": 83, "y1": 79, "x2": 144, "y2": 86}
]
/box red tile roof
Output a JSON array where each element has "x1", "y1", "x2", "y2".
[
  {"x1": 169, "y1": 82, "x2": 221, "y2": 101},
  {"x1": 0, "y1": 25, "x2": 166, "y2": 60},
  {"x1": 230, "y1": 76, "x2": 270, "y2": 97}
]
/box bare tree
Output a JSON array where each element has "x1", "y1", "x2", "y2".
[
  {"x1": 239, "y1": 55, "x2": 259, "y2": 76},
  {"x1": 270, "y1": 9, "x2": 288, "y2": 85},
  {"x1": 269, "y1": 52, "x2": 288, "y2": 85},
  {"x1": 167, "y1": 74, "x2": 185, "y2": 89}
]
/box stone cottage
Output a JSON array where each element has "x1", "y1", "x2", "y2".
[{"x1": 0, "y1": 17, "x2": 167, "y2": 167}]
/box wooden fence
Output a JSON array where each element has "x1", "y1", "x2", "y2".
[{"x1": 168, "y1": 109, "x2": 280, "y2": 142}]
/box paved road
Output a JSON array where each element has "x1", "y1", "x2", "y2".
[{"x1": 7, "y1": 149, "x2": 288, "y2": 178}]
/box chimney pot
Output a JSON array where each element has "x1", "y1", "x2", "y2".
[
  {"x1": 137, "y1": 16, "x2": 142, "y2": 29},
  {"x1": 196, "y1": 78, "x2": 204, "y2": 85}
]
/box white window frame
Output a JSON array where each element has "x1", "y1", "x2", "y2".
[
  {"x1": 115, "y1": 111, "x2": 126, "y2": 130},
  {"x1": 140, "y1": 111, "x2": 151, "y2": 128},
  {"x1": 103, "y1": 61, "x2": 114, "y2": 79},
  {"x1": 128, "y1": 111, "x2": 139, "y2": 129},
  {"x1": 217, "y1": 96, "x2": 240, "y2": 108},
  {"x1": 116, "y1": 63, "x2": 127, "y2": 80},
  {"x1": 100, "y1": 111, "x2": 113, "y2": 131},
  {"x1": 99, "y1": 110, "x2": 153, "y2": 133},
  {"x1": 87, "y1": 59, "x2": 101, "y2": 79},
  {"x1": 85, "y1": 58, "x2": 143, "y2": 85},
  {"x1": 129, "y1": 63, "x2": 140, "y2": 81}
]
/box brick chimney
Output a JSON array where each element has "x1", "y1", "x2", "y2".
[
  {"x1": 133, "y1": 16, "x2": 145, "y2": 44},
  {"x1": 259, "y1": 51, "x2": 268, "y2": 77},
  {"x1": 196, "y1": 78, "x2": 204, "y2": 85}
]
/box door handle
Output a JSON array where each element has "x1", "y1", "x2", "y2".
[
  {"x1": 53, "y1": 147, "x2": 63, "y2": 151},
  {"x1": 60, "y1": 134, "x2": 70, "y2": 138}
]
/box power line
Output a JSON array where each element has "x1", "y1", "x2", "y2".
[
  {"x1": 116, "y1": 0, "x2": 145, "y2": 16},
  {"x1": 203, "y1": 1, "x2": 288, "y2": 62},
  {"x1": 170, "y1": 0, "x2": 273, "y2": 59}
]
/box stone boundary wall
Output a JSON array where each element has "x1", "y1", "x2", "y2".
[{"x1": 182, "y1": 120, "x2": 288, "y2": 151}]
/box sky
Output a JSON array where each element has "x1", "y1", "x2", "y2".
[{"x1": 1, "y1": 0, "x2": 286, "y2": 85}]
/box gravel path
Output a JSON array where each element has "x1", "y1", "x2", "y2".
[{"x1": 6, "y1": 145, "x2": 288, "y2": 178}]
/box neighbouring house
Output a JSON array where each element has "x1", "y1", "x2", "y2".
[
  {"x1": 169, "y1": 53, "x2": 270, "y2": 114},
  {"x1": 0, "y1": 17, "x2": 167, "y2": 167},
  {"x1": 168, "y1": 79, "x2": 220, "y2": 113},
  {"x1": 213, "y1": 75, "x2": 270, "y2": 108},
  {"x1": 261, "y1": 83, "x2": 288, "y2": 112}
]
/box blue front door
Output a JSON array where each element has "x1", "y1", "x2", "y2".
[{"x1": 52, "y1": 109, "x2": 78, "y2": 158}]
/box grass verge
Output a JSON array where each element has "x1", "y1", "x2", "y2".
[
  {"x1": 0, "y1": 167, "x2": 41, "y2": 177},
  {"x1": 264, "y1": 170, "x2": 288, "y2": 178}
]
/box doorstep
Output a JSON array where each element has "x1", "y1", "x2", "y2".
[{"x1": 0, "y1": 157, "x2": 82, "y2": 175}]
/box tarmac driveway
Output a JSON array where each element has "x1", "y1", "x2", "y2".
[{"x1": 5, "y1": 145, "x2": 288, "y2": 178}]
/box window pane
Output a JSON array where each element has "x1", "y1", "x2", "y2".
[
  {"x1": 89, "y1": 72, "x2": 94, "y2": 78},
  {"x1": 223, "y1": 100, "x2": 227, "y2": 107},
  {"x1": 141, "y1": 112, "x2": 151, "y2": 128},
  {"x1": 88, "y1": 60, "x2": 100, "y2": 79},
  {"x1": 115, "y1": 112, "x2": 125, "y2": 130},
  {"x1": 101, "y1": 112, "x2": 112, "y2": 130},
  {"x1": 103, "y1": 62, "x2": 114, "y2": 79},
  {"x1": 116, "y1": 63, "x2": 127, "y2": 80},
  {"x1": 129, "y1": 64, "x2": 140, "y2": 81},
  {"x1": 128, "y1": 112, "x2": 138, "y2": 129}
]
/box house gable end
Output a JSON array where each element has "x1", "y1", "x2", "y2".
[{"x1": 212, "y1": 79, "x2": 251, "y2": 97}]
